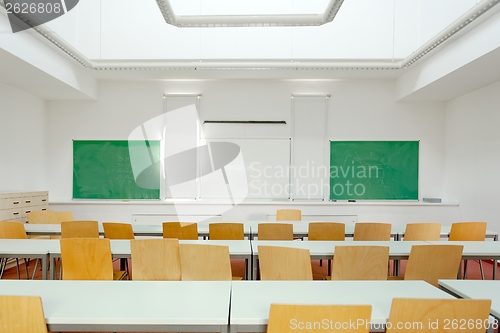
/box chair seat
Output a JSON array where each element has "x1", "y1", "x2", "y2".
[{"x1": 113, "y1": 270, "x2": 127, "y2": 280}]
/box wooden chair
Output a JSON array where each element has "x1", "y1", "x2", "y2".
[
  {"x1": 60, "y1": 221, "x2": 99, "y2": 238},
  {"x1": 331, "y1": 246, "x2": 389, "y2": 280},
  {"x1": 209, "y1": 223, "x2": 244, "y2": 240},
  {"x1": 308, "y1": 222, "x2": 345, "y2": 275},
  {"x1": 403, "y1": 222, "x2": 441, "y2": 241},
  {"x1": 268, "y1": 304, "x2": 371, "y2": 333},
  {"x1": 50, "y1": 211, "x2": 74, "y2": 224},
  {"x1": 258, "y1": 223, "x2": 293, "y2": 240},
  {"x1": 398, "y1": 245, "x2": 463, "y2": 287},
  {"x1": 449, "y1": 222, "x2": 487, "y2": 279},
  {"x1": 179, "y1": 244, "x2": 232, "y2": 280},
  {"x1": 27, "y1": 210, "x2": 54, "y2": 240},
  {"x1": 0, "y1": 221, "x2": 34, "y2": 279},
  {"x1": 48, "y1": 211, "x2": 74, "y2": 239},
  {"x1": 162, "y1": 222, "x2": 198, "y2": 240},
  {"x1": 130, "y1": 239, "x2": 181, "y2": 281},
  {"x1": 0, "y1": 295, "x2": 48, "y2": 333},
  {"x1": 27, "y1": 210, "x2": 54, "y2": 224},
  {"x1": 276, "y1": 209, "x2": 301, "y2": 221},
  {"x1": 353, "y1": 222, "x2": 391, "y2": 241},
  {"x1": 103, "y1": 222, "x2": 135, "y2": 278},
  {"x1": 387, "y1": 298, "x2": 491, "y2": 333},
  {"x1": 60, "y1": 238, "x2": 125, "y2": 280},
  {"x1": 258, "y1": 246, "x2": 313, "y2": 280},
  {"x1": 308, "y1": 222, "x2": 345, "y2": 241},
  {"x1": 103, "y1": 222, "x2": 135, "y2": 240}
]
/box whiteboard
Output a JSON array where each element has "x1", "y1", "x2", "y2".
[{"x1": 201, "y1": 138, "x2": 291, "y2": 200}]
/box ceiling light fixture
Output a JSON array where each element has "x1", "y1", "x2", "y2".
[{"x1": 155, "y1": 0, "x2": 344, "y2": 27}]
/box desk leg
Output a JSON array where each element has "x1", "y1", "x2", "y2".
[
  {"x1": 49, "y1": 255, "x2": 55, "y2": 280},
  {"x1": 494, "y1": 260, "x2": 497, "y2": 280},
  {"x1": 252, "y1": 257, "x2": 258, "y2": 280},
  {"x1": 41, "y1": 256, "x2": 47, "y2": 280}
]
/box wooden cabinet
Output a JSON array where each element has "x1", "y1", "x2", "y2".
[{"x1": 0, "y1": 191, "x2": 48, "y2": 223}]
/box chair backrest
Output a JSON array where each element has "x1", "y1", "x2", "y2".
[
  {"x1": 179, "y1": 244, "x2": 232, "y2": 280},
  {"x1": 209, "y1": 223, "x2": 244, "y2": 240},
  {"x1": 0, "y1": 221, "x2": 27, "y2": 239},
  {"x1": 268, "y1": 304, "x2": 371, "y2": 333},
  {"x1": 130, "y1": 239, "x2": 181, "y2": 281},
  {"x1": 387, "y1": 298, "x2": 491, "y2": 333},
  {"x1": 0, "y1": 296, "x2": 48, "y2": 333},
  {"x1": 449, "y1": 222, "x2": 487, "y2": 241},
  {"x1": 353, "y1": 222, "x2": 391, "y2": 241},
  {"x1": 60, "y1": 238, "x2": 113, "y2": 280},
  {"x1": 50, "y1": 211, "x2": 74, "y2": 224},
  {"x1": 404, "y1": 245, "x2": 463, "y2": 287},
  {"x1": 258, "y1": 223, "x2": 293, "y2": 240},
  {"x1": 331, "y1": 246, "x2": 389, "y2": 280},
  {"x1": 162, "y1": 222, "x2": 198, "y2": 240},
  {"x1": 276, "y1": 209, "x2": 301, "y2": 221},
  {"x1": 103, "y1": 222, "x2": 135, "y2": 240},
  {"x1": 27, "y1": 210, "x2": 54, "y2": 224},
  {"x1": 308, "y1": 222, "x2": 345, "y2": 241},
  {"x1": 258, "y1": 246, "x2": 313, "y2": 280},
  {"x1": 61, "y1": 221, "x2": 99, "y2": 238},
  {"x1": 403, "y1": 223, "x2": 441, "y2": 241}
]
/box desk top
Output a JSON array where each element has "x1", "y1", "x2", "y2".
[
  {"x1": 426, "y1": 241, "x2": 500, "y2": 257},
  {"x1": 438, "y1": 280, "x2": 500, "y2": 319},
  {"x1": 0, "y1": 280, "x2": 231, "y2": 330},
  {"x1": 231, "y1": 280, "x2": 454, "y2": 327},
  {"x1": 0, "y1": 239, "x2": 60, "y2": 255},
  {"x1": 49, "y1": 239, "x2": 252, "y2": 256},
  {"x1": 251, "y1": 240, "x2": 429, "y2": 257}
]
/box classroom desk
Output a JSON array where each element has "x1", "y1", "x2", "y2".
[
  {"x1": 427, "y1": 241, "x2": 500, "y2": 280},
  {"x1": 0, "y1": 239, "x2": 59, "y2": 280},
  {"x1": 49, "y1": 239, "x2": 252, "y2": 280},
  {"x1": 250, "y1": 240, "x2": 428, "y2": 280},
  {"x1": 230, "y1": 280, "x2": 455, "y2": 333},
  {"x1": 24, "y1": 223, "x2": 252, "y2": 239},
  {"x1": 24, "y1": 222, "x2": 499, "y2": 242},
  {"x1": 439, "y1": 280, "x2": 500, "y2": 321},
  {"x1": 0, "y1": 280, "x2": 231, "y2": 332}
]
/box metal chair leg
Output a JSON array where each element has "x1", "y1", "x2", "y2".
[
  {"x1": 15, "y1": 258, "x2": 21, "y2": 279},
  {"x1": 31, "y1": 259, "x2": 40, "y2": 280},
  {"x1": 0, "y1": 258, "x2": 6, "y2": 278},
  {"x1": 479, "y1": 260, "x2": 485, "y2": 280}
]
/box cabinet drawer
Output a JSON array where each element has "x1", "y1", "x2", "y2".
[
  {"x1": 24, "y1": 195, "x2": 48, "y2": 207},
  {"x1": 0, "y1": 198, "x2": 24, "y2": 210}
]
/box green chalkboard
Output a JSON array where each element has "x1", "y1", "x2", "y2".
[
  {"x1": 73, "y1": 140, "x2": 161, "y2": 200},
  {"x1": 329, "y1": 141, "x2": 419, "y2": 200}
]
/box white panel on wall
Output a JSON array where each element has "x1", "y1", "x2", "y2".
[
  {"x1": 292, "y1": 0, "x2": 395, "y2": 59},
  {"x1": 200, "y1": 28, "x2": 293, "y2": 60},
  {"x1": 393, "y1": 0, "x2": 419, "y2": 59},
  {"x1": 0, "y1": 82, "x2": 47, "y2": 192},
  {"x1": 291, "y1": 96, "x2": 328, "y2": 200},
  {"x1": 419, "y1": 0, "x2": 476, "y2": 48},
  {"x1": 163, "y1": 95, "x2": 200, "y2": 199},
  {"x1": 100, "y1": 0, "x2": 200, "y2": 59},
  {"x1": 201, "y1": 138, "x2": 291, "y2": 200}
]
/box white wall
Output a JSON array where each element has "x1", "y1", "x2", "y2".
[
  {"x1": 0, "y1": 82, "x2": 47, "y2": 192},
  {"x1": 47, "y1": 79, "x2": 455, "y2": 223},
  {"x1": 445, "y1": 80, "x2": 500, "y2": 232}
]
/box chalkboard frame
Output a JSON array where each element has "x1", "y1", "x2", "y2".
[
  {"x1": 329, "y1": 140, "x2": 419, "y2": 201},
  {"x1": 72, "y1": 140, "x2": 161, "y2": 200}
]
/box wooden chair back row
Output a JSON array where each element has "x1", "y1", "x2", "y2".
[
  {"x1": 276, "y1": 209, "x2": 302, "y2": 221},
  {"x1": 27, "y1": 210, "x2": 74, "y2": 224},
  {"x1": 0, "y1": 221, "x2": 27, "y2": 239},
  {"x1": 131, "y1": 239, "x2": 233, "y2": 281}
]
